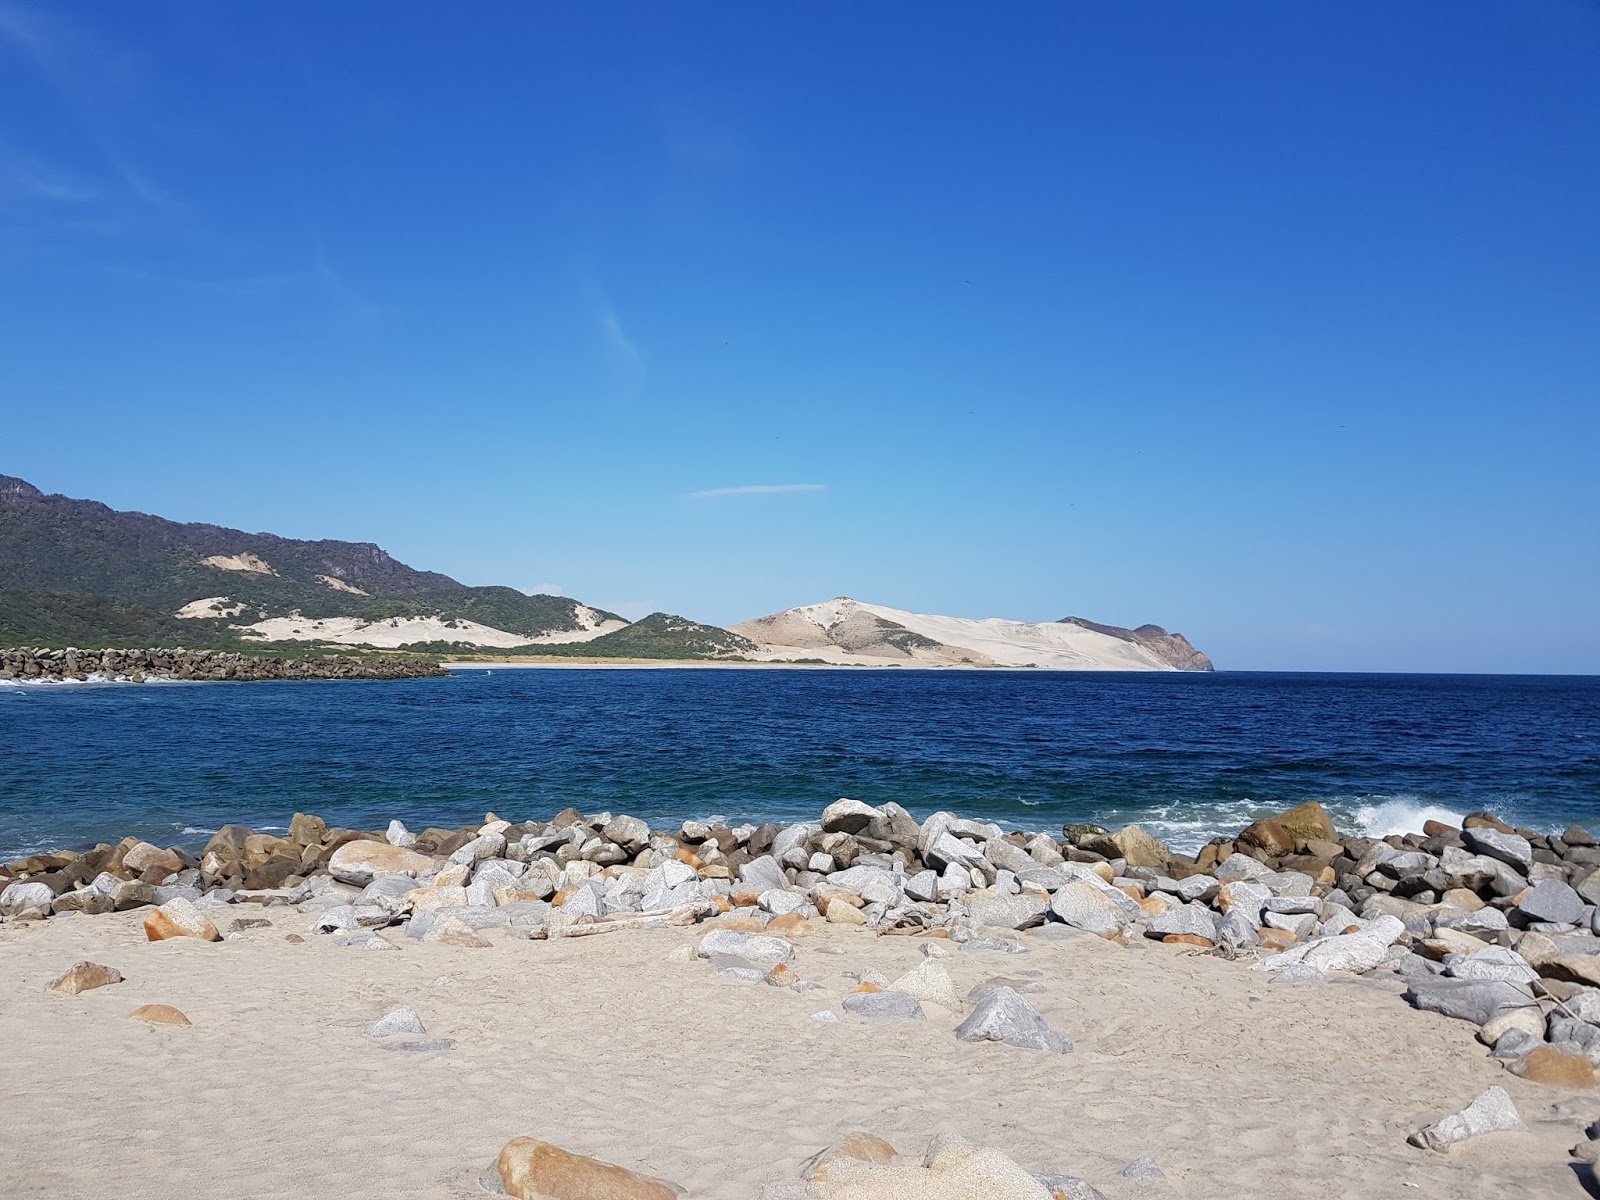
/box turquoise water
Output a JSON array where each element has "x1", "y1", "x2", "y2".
[{"x1": 1, "y1": 668, "x2": 1597, "y2": 859}]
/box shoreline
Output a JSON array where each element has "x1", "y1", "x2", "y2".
[{"x1": 3, "y1": 798, "x2": 1594, "y2": 1195}]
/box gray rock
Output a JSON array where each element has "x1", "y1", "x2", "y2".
[
  {"x1": 334, "y1": 930, "x2": 396, "y2": 950},
  {"x1": 960, "y1": 937, "x2": 1029, "y2": 954},
  {"x1": 1489, "y1": 1028, "x2": 1543, "y2": 1060},
  {"x1": 1547, "y1": 1017, "x2": 1600, "y2": 1064},
  {"x1": 1174, "y1": 874, "x2": 1219, "y2": 903},
  {"x1": 1517, "y1": 880, "x2": 1584, "y2": 926},
  {"x1": 1264, "y1": 895, "x2": 1320, "y2": 915},
  {"x1": 1146, "y1": 903, "x2": 1217, "y2": 941},
  {"x1": 601, "y1": 814, "x2": 650, "y2": 851},
  {"x1": 842, "y1": 990, "x2": 925, "y2": 1020},
  {"x1": 385, "y1": 819, "x2": 415, "y2": 848},
  {"x1": 954, "y1": 986, "x2": 1071, "y2": 1053},
  {"x1": 1435, "y1": 907, "x2": 1508, "y2": 938},
  {"x1": 1218, "y1": 880, "x2": 1272, "y2": 925},
  {"x1": 925, "y1": 831, "x2": 987, "y2": 873},
  {"x1": 1048, "y1": 882, "x2": 1127, "y2": 935},
  {"x1": 447, "y1": 831, "x2": 507, "y2": 867},
  {"x1": 0, "y1": 881, "x2": 55, "y2": 918},
  {"x1": 904, "y1": 870, "x2": 939, "y2": 903},
  {"x1": 1408, "y1": 1086, "x2": 1524, "y2": 1151},
  {"x1": 1263, "y1": 911, "x2": 1318, "y2": 940},
  {"x1": 1442, "y1": 946, "x2": 1538, "y2": 985},
  {"x1": 827, "y1": 865, "x2": 901, "y2": 904},
  {"x1": 739, "y1": 854, "x2": 789, "y2": 893},
  {"x1": 1216, "y1": 907, "x2": 1259, "y2": 950},
  {"x1": 820, "y1": 798, "x2": 878, "y2": 834},
  {"x1": 308, "y1": 904, "x2": 390, "y2": 933},
  {"x1": 1215, "y1": 853, "x2": 1271, "y2": 882},
  {"x1": 1461, "y1": 828, "x2": 1533, "y2": 873},
  {"x1": 809, "y1": 1010, "x2": 839, "y2": 1024},
  {"x1": 1403, "y1": 976, "x2": 1536, "y2": 1026},
  {"x1": 696, "y1": 928, "x2": 794, "y2": 965},
  {"x1": 968, "y1": 893, "x2": 1049, "y2": 931},
  {"x1": 366, "y1": 1007, "x2": 426, "y2": 1037},
  {"x1": 1121, "y1": 1157, "x2": 1164, "y2": 1179}
]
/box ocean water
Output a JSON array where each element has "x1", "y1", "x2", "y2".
[{"x1": 1, "y1": 668, "x2": 1597, "y2": 861}]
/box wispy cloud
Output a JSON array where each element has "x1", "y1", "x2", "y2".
[
  {"x1": 599, "y1": 304, "x2": 641, "y2": 366},
  {"x1": 689, "y1": 484, "x2": 828, "y2": 499}
]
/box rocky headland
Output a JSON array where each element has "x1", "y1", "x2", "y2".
[
  {"x1": 4, "y1": 799, "x2": 1600, "y2": 1194},
  {"x1": 0, "y1": 646, "x2": 449, "y2": 682}
]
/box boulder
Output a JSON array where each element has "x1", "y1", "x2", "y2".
[
  {"x1": 1517, "y1": 880, "x2": 1584, "y2": 926},
  {"x1": 1271, "y1": 801, "x2": 1338, "y2": 843},
  {"x1": 367, "y1": 1008, "x2": 426, "y2": 1038},
  {"x1": 287, "y1": 812, "x2": 328, "y2": 848},
  {"x1": 327, "y1": 841, "x2": 435, "y2": 886},
  {"x1": 495, "y1": 1138, "x2": 683, "y2": 1200},
  {"x1": 824, "y1": 897, "x2": 868, "y2": 926},
  {"x1": 49, "y1": 961, "x2": 123, "y2": 994},
  {"x1": 1146, "y1": 904, "x2": 1217, "y2": 942},
  {"x1": 955, "y1": 986, "x2": 1071, "y2": 1053},
  {"x1": 1105, "y1": 825, "x2": 1169, "y2": 869},
  {"x1": 1238, "y1": 820, "x2": 1295, "y2": 857},
  {"x1": 129, "y1": 1004, "x2": 190, "y2": 1025},
  {"x1": 602, "y1": 815, "x2": 650, "y2": 852},
  {"x1": 1461, "y1": 828, "x2": 1533, "y2": 873},
  {"x1": 122, "y1": 842, "x2": 183, "y2": 877},
  {"x1": 800, "y1": 1132, "x2": 898, "y2": 1181},
  {"x1": 143, "y1": 898, "x2": 221, "y2": 942},
  {"x1": 696, "y1": 929, "x2": 794, "y2": 965},
  {"x1": 820, "y1": 799, "x2": 879, "y2": 835},
  {"x1": 887, "y1": 959, "x2": 962, "y2": 1012},
  {"x1": 1256, "y1": 915, "x2": 1404, "y2": 975},
  {"x1": 842, "y1": 991, "x2": 926, "y2": 1020},
  {"x1": 385, "y1": 820, "x2": 416, "y2": 848},
  {"x1": 1510, "y1": 1045, "x2": 1596, "y2": 1087},
  {"x1": 1048, "y1": 883, "x2": 1126, "y2": 937},
  {"x1": 1408, "y1": 1086, "x2": 1524, "y2": 1151},
  {"x1": 0, "y1": 880, "x2": 54, "y2": 918},
  {"x1": 1403, "y1": 976, "x2": 1535, "y2": 1026},
  {"x1": 968, "y1": 893, "x2": 1048, "y2": 931}
]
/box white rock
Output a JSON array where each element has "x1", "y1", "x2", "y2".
[
  {"x1": 385, "y1": 820, "x2": 415, "y2": 848},
  {"x1": 888, "y1": 959, "x2": 963, "y2": 1011},
  {"x1": 1408, "y1": 1086, "x2": 1524, "y2": 1151},
  {"x1": 366, "y1": 1008, "x2": 426, "y2": 1038}
]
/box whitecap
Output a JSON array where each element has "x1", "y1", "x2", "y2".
[{"x1": 1354, "y1": 796, "x2": 1468, "y2": 839}]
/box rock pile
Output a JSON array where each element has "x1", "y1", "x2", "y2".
[
  {"x1": 0, "y1": 646, "x2": 448, "y2": 683},
  {"x1": 6, "y1": 797, "x2": 1600, "y2": 1092}
]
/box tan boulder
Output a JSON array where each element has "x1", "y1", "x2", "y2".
[
  {"x1": 801, "y1": 1132, "x2": 898, "y2": 1181},
  {"x1": 495, "y1": 1138, "x2": 683, "y2": 1200},
  {"x1": 129, "y1": 1003, "x2": 190, "y2": 1025},
  {"x1": 287, "y1": 812, "x2": 328, "y2": 847},
  {"x1": 765, "y1": 963, "x2": 799, "y2": 988},
  {"x1": 143, "y1": 898, "x2": 221, "y2": 943},
  {"x1": 49, "y1": 961, "x2": 123, "y2": 995},
  {"x1": 766, "y1": 913, "x2": 815, "y2": 938},
  {"x1": 1271, "y1": 801, "x2": 1338, "y2": 843},
  {"x1": 1238, "y1": 819, "x2": 1294, "y2": 857},
  {"x1": 122, "y1": 842, "x2": 183, "y2": 877},
  {"x1": 327, "y1": 840, "x2": 435, "y2": 886},
  {"x1": 1082, "y1": 825, "x2": 1169, "y2": 868},
  {"x1": 421, "y1": 916, "x2": 491, "y2": 947},
  {"x1": 1162, "y1": 934, "x2": 1215, "y2": 948},
  {"x1": 1511, "y1": 1046, "x2": 1596, "y2": 1087},
  {"x1": 1422, "y1": 818, "x2": 1460, "y2": 837},
  {"x1": 1257, "y1": 928, "x2": 1298, "y2": 952},
  {"x1": 1464, "y1": 813, "x2": 1515, "y2": 834},
  {"x1": 1541, "y1": 955, "x2": 1600, "y2": 988},
  {"x1": 824, "y1": 897, "x2": 868, "y2": 926},
  {"x1": 1442, "y1": 888, "x2": 1486, "y2": 912}
]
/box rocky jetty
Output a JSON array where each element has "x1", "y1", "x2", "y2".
[{"x1": 0, "y1": 646, "x2": 448, "y2": 682}]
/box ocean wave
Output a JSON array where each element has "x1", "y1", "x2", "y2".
[{"x1": 1352, "y1": 796, "x2": 1468, "y2": 839}]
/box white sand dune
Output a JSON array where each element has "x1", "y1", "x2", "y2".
[
  {"x1": 316, "y1": 575, "x2": 369, "y2": 596},
  {"x1": 173, "y1": 596, "x2": 249, "y2": 620},
  {"x1": 237, "y1": 613, "x2": 533, "y2": 649},
  {"x1": 0, "y1": 913, "x2": 1577, "y2": 1198},
  {"x1": 199, "y1": 553, "x2": 276, "y2": 575},
  {"x1": 734, "y1": 598, "x2": 1180, "y2": 670}
]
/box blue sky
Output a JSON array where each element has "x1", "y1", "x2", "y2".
[{"x1": 1, "y1": 2, "x2": 1596, "y2": 672}]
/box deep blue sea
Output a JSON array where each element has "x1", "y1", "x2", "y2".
[{"x1": 1, "y1": 668, "x2": 1597, "y2": 861}]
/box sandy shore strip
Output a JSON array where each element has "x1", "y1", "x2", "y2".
[
  {"x1": 10, "y1": 802, "x2": 1600, "y2": 1196},
  {"x1": 1, "y1": 901, "x2": 1587, "y2": 1200}
]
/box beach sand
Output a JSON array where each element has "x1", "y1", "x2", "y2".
[{"x1": 0, "y1": 909, "x2": 1586, "y2": 1199}]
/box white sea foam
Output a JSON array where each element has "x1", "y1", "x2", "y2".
[{"x1": 1354, "y1": 796, "x2": 1469, "y2": 839}]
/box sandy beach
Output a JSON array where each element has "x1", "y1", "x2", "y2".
[{"x1": 0, "y1": 899, "x2": 1587, "y2": 1199}]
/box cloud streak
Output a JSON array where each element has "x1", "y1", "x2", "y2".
[{"x1": 689, "y1": 484, "x2": 827, "y2": 498}]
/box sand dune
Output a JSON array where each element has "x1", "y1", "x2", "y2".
[{"x1": 733, "y1": 598, "x2": 1191, "y2": 670}]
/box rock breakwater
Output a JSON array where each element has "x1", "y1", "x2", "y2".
[{"x1": 0, "y1": 646, "x2": 448, "y2": 682}]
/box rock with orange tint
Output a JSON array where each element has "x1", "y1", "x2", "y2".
[
  {"x1": 326, "y1": 840, "x2": 436, "y2": 886},
  {"x1": 1162, "y1": 934, "x2": 1215, "y2": 948},
  {"x1": 765, "y1": 963, "x2": 798, "y2": 987},
  {"x1": 49, "y1": 961, "x2": 123, "y2": 995},
  {"x1": 129, "y1": 1003, "x2": 190, "y2": 1025},
  {"x1": 766, "y1": 912, "x2": 814, "y2": 938},
  {"x1": 824, "y1": 897, "x2": 868, "y2": 926},
  {"x1": 800, "y1": 1131, "x2": 898, "y2": 1181},
  {"x1": 730, "y1": 890, "x2": 763, "y2": 908},
  {"x1": 495, "y1": 1138, "x2": 683, "y2": 1200},
  {"x1": 122, "y1": 841, "x2": 184, "y2": 877},
  {"x1": 285, "y1": 933, "x2": 305, "y2": 944},
  {"x1": 1511, "y1": 1046, "x2": 1596, "y2": 1087},
  {"x1": 1257, "y1": 928, "x2": 1298, "y2": 952},
  {"x1": 143, "y1": 898, "x2": 221, "y2": 943},
  {"x1": 1238, "y1": 819, "x2": 1294, "y2": 857}
]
